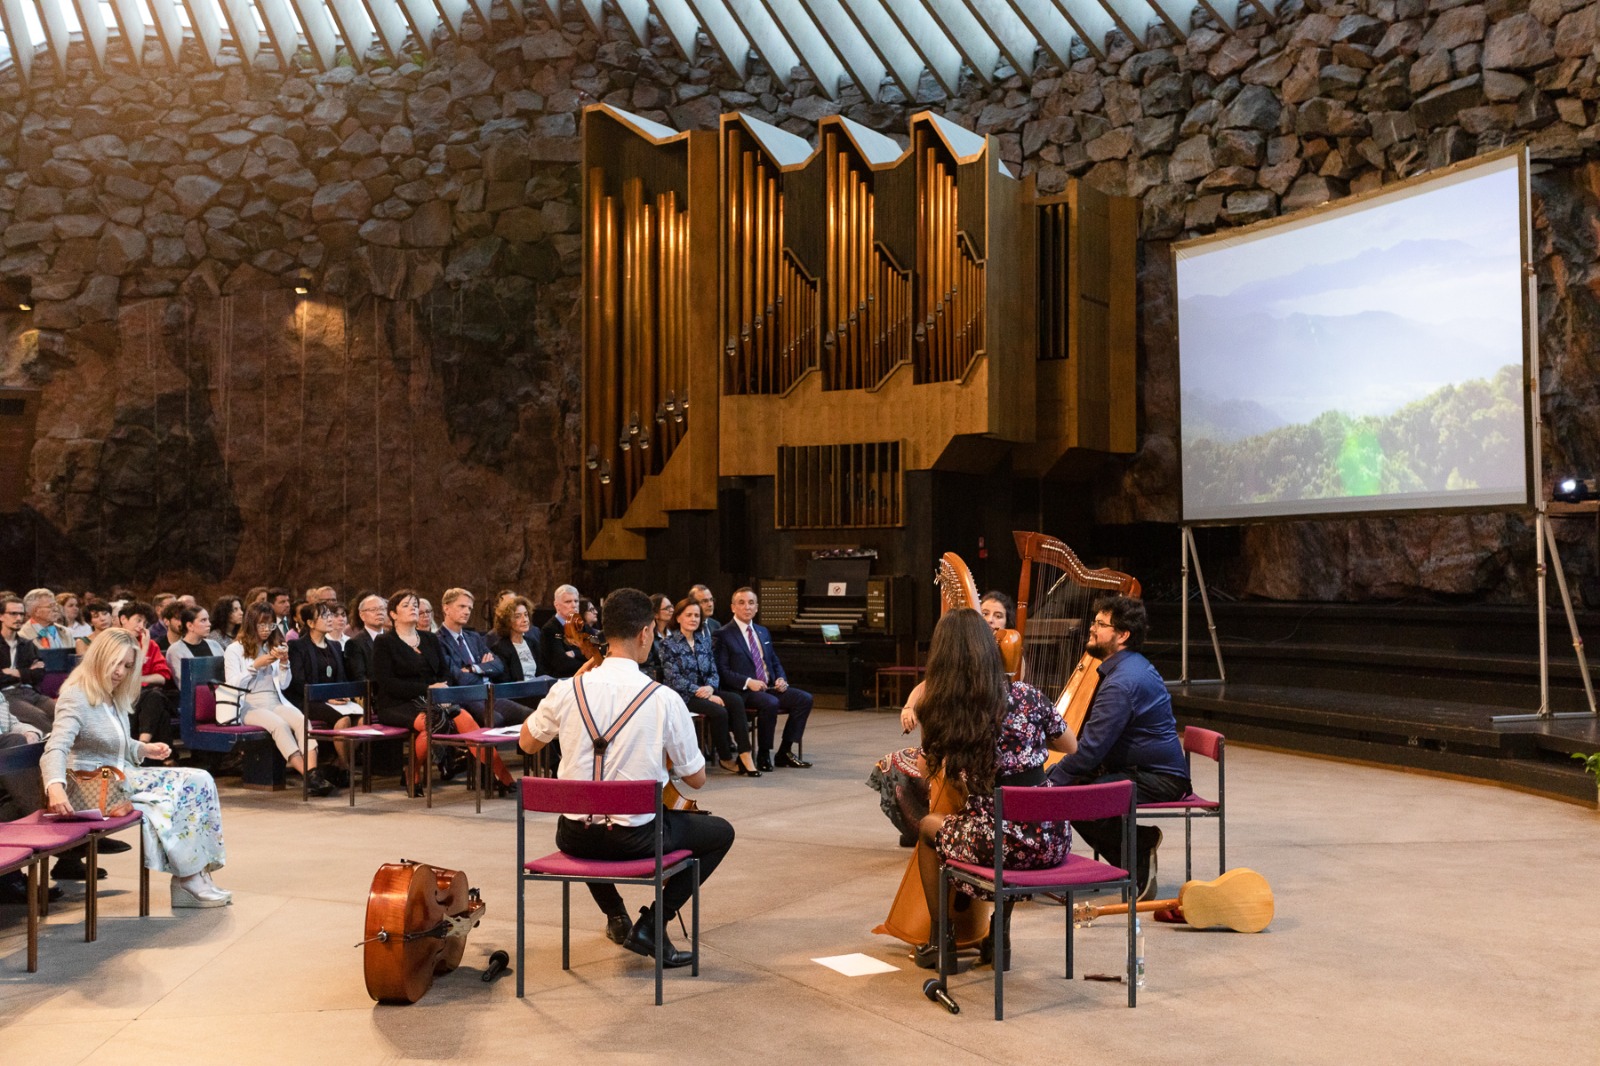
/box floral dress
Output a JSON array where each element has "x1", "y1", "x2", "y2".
[{"x1": 935, "y1": 682, "x2": 1069, "y2": 894}]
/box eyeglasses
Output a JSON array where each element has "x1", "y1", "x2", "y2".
[
  {"x1": 1088, "y1": 619, "x2": 1114, "y2": 631},
  {"x1": 2, "y1": 610, "x2": 22, "y2": 617}
]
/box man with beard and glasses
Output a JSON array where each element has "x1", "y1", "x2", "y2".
[{"x1": 1043, "y1": 595, "x2": 1189, "y2": 902}]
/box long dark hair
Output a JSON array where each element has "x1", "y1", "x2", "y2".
[
  {"x1": 918, "y1": 608, "x2": 1009, "y2": 796},
  {"x1": 211, "y1": 596, "x2": 242, "y2": 641}
]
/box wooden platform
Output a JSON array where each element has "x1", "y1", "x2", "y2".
[{"x1": 1144, "y1": 601, "x2": 1600, "y2": 803}]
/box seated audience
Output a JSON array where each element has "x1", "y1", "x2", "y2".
[
  {"x1": 245, "y1": 586, "x2": 269, "y2": 607},
  {"x1": 539, "y1": 584, "x2": 586, "y2": 679},
  {"x1": 211, "y1": 596, "x2": 244, "y2": 645},
  {"x1": 660, "y1": 596, "x2": 760, "y2": 777},
  {"x1": 287, "y1": 601, "x2": 356, "y2": 787},
  {"x1": 18, "y1": 588, "x2": 67, "y2": 650},
  {"x1": 42, "y1": 628, "x2": 232, "y2": 908},
  {"x1": 0, "y1": 694, "x2": 49, "y2": 903},
  {"x1": 489, "y1": 595, "x2": 540, "y2": 681},
  {"x1": 267, "y1": 587, "x2": 293, "y2": 637},
  {"x1": 164, "y1": 606, "x2": 225, "y2": 689},
  {"x1": 642, "y1": 593, "x2": 673, "y2": 683},
  {"x1": 76, "y1": 600, "x2": 113, "y2": 653},
  {"x1": 580, "y1": 598, "x2": 601, "y2": 637},
  {"x1": 690, "y1": 584, "x2": 721, "y2": 635},
  {"x1": 57, "y1": 592, "x2": 92, "y2": 643},
  {"x1": 225, "y1": 603, "x2": 334, "y2": 797},
  {"x1": 343, "y1": 591, "x2": 387, "y2": 682},
  {"x1": 1, "y1": 594, "x2": 55, "y2": 730},
  {"x1": 148, "y1": 593, "x2": 176, "y2": 646},
  {"x1": 372, "y1": 589, "x2": 511, "y2": 796},
  {"x1": 154, "y1": 599, "x2": 186, "y2": 652},
  {"x1": 326, "y1": 604, "x2": 350, "y2": 650},
  {"x1": 436, "y1": 588, "x2": 530, "y2": 727},
  {"x1": 117, "y1": 602, "x2": 176, "y2": 748},
  {"x1": 417, "y1": 597, "x2": 438, "y2": 633},
  {"x1": 713, "y1": 587, "x2": 814, "y2": 771}
]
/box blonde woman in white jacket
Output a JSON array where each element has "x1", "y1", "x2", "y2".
[{"x1": 226, "y1": 602, "x2": 334, "y2": 797}]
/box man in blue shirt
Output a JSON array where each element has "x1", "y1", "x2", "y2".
[{"x1": 1046, "y1": 595, "x2": 1189, "y2": 900}]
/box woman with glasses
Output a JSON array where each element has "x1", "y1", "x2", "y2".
[{"x1": 225, "y1": 602, "x2": 335, "y2": 797}]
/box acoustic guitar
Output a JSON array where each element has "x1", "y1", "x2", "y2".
[{"x1": 1072, "y1": 868, "x2": 1274, "y2": 934}]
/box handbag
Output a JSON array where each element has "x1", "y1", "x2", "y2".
[
  {"x1": 411, "y1": 695, "x2": 457, "y2": 736},
  {"x1": 64, "y1": 765, "x2": 134, "y2": 817}
]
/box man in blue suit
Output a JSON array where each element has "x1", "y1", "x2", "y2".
[
  {"x1": 438, "y1": 588, "x2": 531, "y2": 726},
  {"x1": 713, "y1": 587, "x2": 812, "y2": 771}
]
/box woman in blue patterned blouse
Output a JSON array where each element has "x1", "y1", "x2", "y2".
[{"x1": 659, "y1": 597, "x2": 762, "y2": 777}]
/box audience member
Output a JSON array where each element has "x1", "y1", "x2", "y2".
[
  {"x1": 164, "y1": 607, "x2": 225, "y2": 689},
  {"x1": 690, "y1": 585, "x2": 721, "y2": 635},
  {"x1": 580, "y1": 598, "x2": 601, "y2": 637},
  {"x1": 437, "y1": 588, "x2": 530, "y2": 726},
  {"x1": 539, "y1": 584, "x2": 585, "y2": 679},
  {"x1": 267, "y1": 587, "x2": 293, "y2": 637},
  {"x1": 327, "y1": 604, "x2": 350, "y2": 649},
  {"x1": 490, "y1": 589, "x2": 518, "y2": 631},
  {"x1": 287, "y1": 601, "x2": 355, "y2": 787},
  {"x1": 0, "y1": 594, "x2": 55, "y2": 730},
  {"x1": 57, "y1": 592, "x2": 92, "y2": 643},
  {"x1": 343, "y1": 591, "x2": 386, "y2": 682},
  {"x1": 148, "y1": 593, "x2": 176, "y2": 646},
  {"x1": 225, "y1": 603, "x2": 334, "y2": 797},
  {"x1": 18, "y1": 588, "x2": 67, "y2": 649},
  {"x1": 417, "y1": 597, "x2": 438, "y2": 633},
  {"x1": 211, "y1": 596, "x2": 244, "y2": 645},
  {"x1": 42, "y1": 628, "x2": 232, "y2": 907},
  {"x1": 245, "y1": 586, "x2": 269, "y2": 607},
  {"x1": 77, "y1": 600, "x2": 113, "y2": 652},
  {"x1": 713, "y1": 587, "x2": 813, "y2": 771},
  {"x1": 642, "y1": 593, "x2": 673, "y2": 683},
  {"x1": 489, "y1": 595, "x2": 539, "y2": 681},
  {"x1": 0, "y1": 694, "x2": 47, "y2": 903},
  {"x1": 155, "y1": 600, "x2": 186, "y2": 652},
  {"x1": 117, "y1": 602, "x2": 175, "y2": 749},
  {"x1": 661, "y1": 596, "x2": 760, "y2": 777},
  {"x1": 372, "y1": 589, "x2": 511, "y2": 796}
]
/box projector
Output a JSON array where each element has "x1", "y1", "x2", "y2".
[{"x1": 1554, "y1": 477, "x2": 1596, "y2": 503}]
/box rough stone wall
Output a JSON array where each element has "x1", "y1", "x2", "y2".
[{"x1": 0, "y1": 0, "x2": 1597, "y2": 601}]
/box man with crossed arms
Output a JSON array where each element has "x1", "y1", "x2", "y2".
[{"x1": 520, "y1": 588, "x2": 735, "y2": 967}]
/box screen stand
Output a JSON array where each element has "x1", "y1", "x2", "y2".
[
  {"x1": 1178, "y1": 526, "x2": 1226, "y2": 685},
  {"x1": 1493, "y1": 511, "x2": 1598, "y2": 723}
]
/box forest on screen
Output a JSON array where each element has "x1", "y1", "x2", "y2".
[{"x1": 1182, "y1": 363, "x2": 1523, "y2": 507}]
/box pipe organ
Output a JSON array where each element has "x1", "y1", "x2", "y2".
[{"x1": 580, "y1": 104, "x2": 1137, "y2": 561}]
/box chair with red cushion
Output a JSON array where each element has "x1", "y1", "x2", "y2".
[
  {"x1": 10, "y1": 808, "x2": 147, "y2": 939},
  {"x1": 179, "y1": 656, "x2": 280, "y2": 788},
  {"x1": 0, "y1": 844, "x2": 40, "y2": 970},
  {"x1": 1136, "y1": 726, "x2": 1226, "y2": 880},
  {"x1": 938, "y1": 780, "x2": 1138, "y2": 1019},
  {"x1": 516, "y1": 777, "x2": 700, "y2": 1005},
  {"x1": 301, "y1": 680, "x2": 412, "y2": 806}
]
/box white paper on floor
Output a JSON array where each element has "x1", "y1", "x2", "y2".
[{"x1": 813, "y1": 953, "x2": 900, "y2": 976}]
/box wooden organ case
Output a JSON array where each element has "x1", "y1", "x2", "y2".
[{"x1": 581, "y1": 104, "x2": 1137, "y2": 562}]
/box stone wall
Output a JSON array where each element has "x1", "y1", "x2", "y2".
[{"x1": 0, "y1": 0, "x2": 1597, "y2": 601}]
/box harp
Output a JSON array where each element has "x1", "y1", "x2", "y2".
[
  {"x1": 935, "y1": 551, "x2": 1022, "y2": 677},
  {"x1": 1013, "y1": 532, "x2": 1141, "y2": 735}
]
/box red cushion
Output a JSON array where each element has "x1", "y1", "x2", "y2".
[
  {"x1": 0, "y1": 824, "x2": 95, "y2": 849},
  {"x1": 524, "y1": 848, "x2": 694, "y2": 879},
  {"x1": 947, "y1": 853, "x2": 1129, "y2": 888},
  {"x1": 194, "y1": 685, "x2": 217, "y2": 725}
]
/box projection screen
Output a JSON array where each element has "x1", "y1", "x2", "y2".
[{"x1": 1174, "y1": 149, "x2": 1533, "y2": 524}]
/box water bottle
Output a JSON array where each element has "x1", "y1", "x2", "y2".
[{"x1": 1135, "y1": 917, "x2": 1146, "y2": 990}]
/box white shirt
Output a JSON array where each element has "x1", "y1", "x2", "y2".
[
  {"x1": 529, "y1": 656, "x2": 705, "y2": 826},
  {"x1": 514, "y1": 639, "x2": 538, "y2": 676}
]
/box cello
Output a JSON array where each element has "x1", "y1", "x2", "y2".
[
  {"x1": 361, "y1": 860, "x2": 487, "y2": 1004},
  {"x1": 565, "y1": 620, "x2": 706, "y2": 813}
]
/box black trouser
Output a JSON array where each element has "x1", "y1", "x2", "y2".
[
  {"x1": 1, "y1": 685, "x2": 53, "y2": 732},
  {"x1": 1049, "y1": 767, "x2": 1189, "y2": 869},
  {"x1": 743, "y1": 685, "x2": 812, "y2": 755},
  {"x1": 131, "y1": 688, "x2": 174, "y2": 747},
  {"x1": 555, "y1": 809, "x2": 735, "y2": 922},
  {"x1": 684, "y1": 691, "x2": 751, "y2": 760}
]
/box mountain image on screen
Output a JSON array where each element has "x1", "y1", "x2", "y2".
[
  {"x1": 1175, "y1": 154, "x2": 1529, "y2": 522},
  {"x1": 1182, "y1": 363, "x2": 1524, "y2": 509}
]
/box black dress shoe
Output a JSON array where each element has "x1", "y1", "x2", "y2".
[
  {"x1": 755, "y1": 752, "x2": 774, "y2": 773},
  {"x1": 305, "y1": 768, "x2": 337, "y2": 797},
  {"x1": 0, "y1": 874, "x2": 60, "y2": 904},
  {"x1": 605, "y1": 913, "x2": 631, "y2": 945},
  {"x1": 97, "y1": 838, "x2": 132, "y2": 854},
  {"x1": 774, "y1": 750, "x2": 812, "y2": 769},
  {"x1": 52, "y1": 858, "x2": 106, "y2": 881},
  {"x1": 624, "y1": 908, "x2": 693, "y2": 968},
  {"x1": 326, "y1": 765, "x2": 352, "y2": 788}
]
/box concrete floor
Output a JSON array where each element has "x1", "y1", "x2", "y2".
[{"x1": 1, "y1": 708, "x2": 1596, "y2": 1064}]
